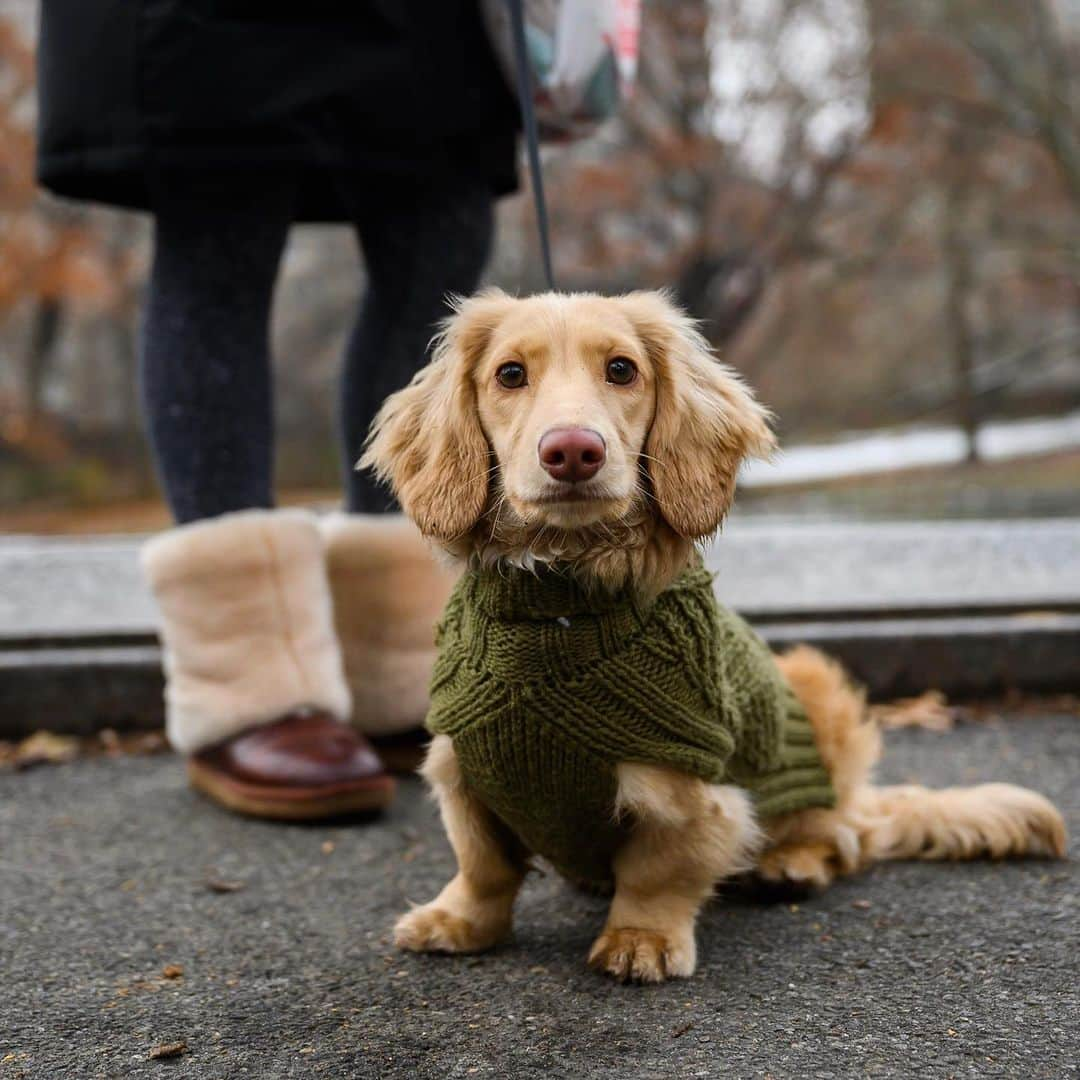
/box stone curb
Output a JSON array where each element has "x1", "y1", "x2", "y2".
[{"x1": 4, "y1": 520, "x2": 1078, "y2": 736}]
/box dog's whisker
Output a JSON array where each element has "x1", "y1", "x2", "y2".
[
  {"x1": 489, "y1": 489, "x2": 512, "y2": 542},
  {"x1": 636, "y1": 451, "x2": 666, "y2": 467},
  {"x1": 634, "y1": 481, "x2": 660, "y2": 509},
  {"x1": 464, "y1": 462, "x2": 502, "y2": 487}
]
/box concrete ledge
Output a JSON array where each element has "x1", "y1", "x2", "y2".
[
  {"x1": 765, "y1": 611, "x2": 1080, "y2": 700},
  {"x1": 2, "y1": 519, "x2": 1078, "y2": 737},
  {"x1": 4, "y1": 518, "x2": 1079, "y2": 642},
  {"x1": 0, "y1": 646, "x2": 164, "y2": 737}
]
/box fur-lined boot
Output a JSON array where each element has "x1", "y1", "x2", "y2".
[
  {"x1": 321, "y1": 513, "x2": 457, "y2": 770},
  {"x1": 142, "y1": 509, "x2": 395, "y2": 818}
]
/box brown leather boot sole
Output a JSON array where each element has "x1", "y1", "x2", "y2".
[{"x1": 187, "y1": 756, "x2": 396, "y2": 820}]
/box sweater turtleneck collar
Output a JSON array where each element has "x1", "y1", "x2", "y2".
[{"x1": 462, "y1": 562, "x2": 642, "y2": 623}]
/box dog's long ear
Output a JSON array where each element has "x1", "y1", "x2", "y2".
[
  {"x1": 362, "y1": 289, "x2": 514, "y2": 541},
  {"x1": 620, "y1": 291, "x2": 775, "y2": 539}
]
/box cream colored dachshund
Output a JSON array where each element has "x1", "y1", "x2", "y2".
[{"x1": 363, "y1": 289, "x2": 1066, "y2": 984}]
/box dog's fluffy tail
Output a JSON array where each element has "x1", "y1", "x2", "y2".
[
  {"x1": 763, "y1": 646, "x2": 1067, "y2": 886},
  {"x1": 856, "y1": 782, "x2": 1066, "y2": 862}
]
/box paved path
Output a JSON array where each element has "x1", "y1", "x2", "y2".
[{"x1": 2, "y1": 716, "x2": 1077, "y2": 1079}]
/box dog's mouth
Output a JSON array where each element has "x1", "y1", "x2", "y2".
[
  {"x1": 526, "y1": 478, "x2": 629, "y2": 507},
  {"x1": 508, "y1": 482, "x2": 634, "y2": 528},
  {"x1": 532, "y1": 490, "x2": 618, "y2": 505}
]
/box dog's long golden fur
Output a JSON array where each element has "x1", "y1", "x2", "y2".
[
  {"x1": 367, "y1": 290, "x2": 1067, "y2": 983},
  {"x1": 365, "y1": 289, "x2": 773, "y2": 596}
]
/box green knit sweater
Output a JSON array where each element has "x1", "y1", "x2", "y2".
[{"x1": 426, "y1": 561, "x2": 836, "y2": 890}]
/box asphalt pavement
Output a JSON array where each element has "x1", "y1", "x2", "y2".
[{"x1": 2, "y1": 713, "x2": 1077, "y2": 1079}]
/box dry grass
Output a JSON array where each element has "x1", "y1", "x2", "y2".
[{"x1": 0, "y1": 489, "x2": 340, "y2": 535}]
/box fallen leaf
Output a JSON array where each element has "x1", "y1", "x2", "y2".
[
  {"x1": 162, "y1": 964, "x2": 184, "y2": 979},
  {"x1": 204, "y1": 877, "x2": 246, "y2": 894},
  {"x1": 149, "y1": 1041, "x2": 188, "y2": 1059},
  {"x1": 13, "y1": 731, "x2": 79, "y2": 770},
  {"x1": 871, "y1": 691, "x2": 954, "y2": 731},
  {"x1": 2, "y1": 728, "x2": 170, "y2": 771},
  {"x1": 128, "y1": 731, "x2": 169, "y2": 755}
]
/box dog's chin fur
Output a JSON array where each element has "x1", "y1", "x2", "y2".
[{"x1": 441, "y1": 485, "x2": 696, "y2": 599}]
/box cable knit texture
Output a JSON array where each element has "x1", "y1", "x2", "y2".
[
  {"x1": 427, "y1": 561, "x2": 836, "y2": 889},
  {"x1": 142, "y1": 509, "x2": 352, "y2": 754}
]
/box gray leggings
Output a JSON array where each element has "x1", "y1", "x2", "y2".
[{"x1": 140, "y1": 172, "x2": 494, "y2": 523}]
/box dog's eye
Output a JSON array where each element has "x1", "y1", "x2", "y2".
[
  {"x1": 606, "y1": 357, "x2": 638, "y2": 386},
  {"x1": 496, "y1": 362, "x2": 527, "y2": 389}
]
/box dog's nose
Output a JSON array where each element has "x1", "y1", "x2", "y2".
[{"x1": 538, "y1": 427, "x2": 606, "y2": 483}]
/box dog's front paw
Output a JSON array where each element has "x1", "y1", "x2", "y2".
[
  {"x1": 394, "y1": 904, "x2": 506, "y2": 954},
  {"x1": 587, "y1": 927, "x2": 695, "y2": 983}
]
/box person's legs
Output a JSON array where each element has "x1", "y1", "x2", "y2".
[
  {"x1": 340, "y1": 179, "x2": 496, "y2": 511},
  {"x1": 138, "y1": 172, "x2": 392, "y2": 815},
  {"x1": 139, "y1": 174, "x2": 294, "y2": 523},
  {"x1": 326, "y1": 178, "x2": 496, "y2": 745}
]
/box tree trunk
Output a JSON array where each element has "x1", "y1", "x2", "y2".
[
  {"x1": 943, "y1": 159, "x2": 980, "y2": 464},
  {"x1": 24, "y1": 298, "x2": 62, "y2": 418}
]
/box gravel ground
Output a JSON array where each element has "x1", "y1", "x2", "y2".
[{"x1": 1, "y1": 714, "x2": 1077, "y2": 1080}]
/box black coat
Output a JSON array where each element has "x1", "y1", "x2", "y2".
[{"x1": 36, "y1": 1, "x2": 520, "y2": 221}]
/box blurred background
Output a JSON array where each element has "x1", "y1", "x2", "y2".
[{"x1": 1, "y1": 0, "x2": 1078, "y2": 533}]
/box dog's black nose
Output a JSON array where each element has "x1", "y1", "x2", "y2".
[{"x1": 538, "y1": 427, "x2": 606, "y2": 483}]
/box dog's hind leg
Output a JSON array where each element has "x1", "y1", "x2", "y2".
[
  {"x1": 758, "y1": 646, "x2": 882, "y2": 887},
  {"x1": 394, "y1": 735, "x2": 527, "y2": 954},
  {"x1": 588, "y1": 765, "x2": 763, "y2": 982}
]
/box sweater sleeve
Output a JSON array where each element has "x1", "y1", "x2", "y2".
[
  {"x1": 426, "y1": 580, "x2": 468, "y2": 736},
  {"x1": 713, "y1": 605, "x2": 787, "y2": 777}
]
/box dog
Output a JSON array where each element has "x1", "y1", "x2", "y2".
[{"x1": 362, "y1": 289, "x2": 1066, "y2": 983}]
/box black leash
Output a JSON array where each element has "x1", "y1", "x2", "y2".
[{"x1": 506, "y1": 0, "x2": 556, "y2": 291}]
